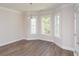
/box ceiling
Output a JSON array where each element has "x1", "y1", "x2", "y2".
[{"x1": 0, "y1": 3, "x2": 61, "y2": 12}]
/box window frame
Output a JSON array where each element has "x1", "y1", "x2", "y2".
[
  {"x1": 41, "y1": 15, "x2": 52, "y2": 35},
  {"x1": 54, "y1": 13, "x2": 61, "y2": 38},
  {"x1": 30, "y1": 16, "x2": 37, "y2": 34}
]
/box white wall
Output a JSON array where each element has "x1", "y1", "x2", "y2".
[
  {"x1": 24, "y1": 4, "x2": 75, "y2": 51},
  {"x1": 61, "y1": 4, "x2": 75, "y2": 50},
  {"x1": 0, "y1": 4, "x2": 75, "y2": 51},
  {"x1": 51, "y1": 4, "x2": 75, "y2": 51},
  {"x1": 0, "y1": 7, "x2": 25, "y2": 46}
]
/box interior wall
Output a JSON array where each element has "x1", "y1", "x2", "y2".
[
  {"x1": 53, "y1": 4, "x2": 75, "y2": 50},
  {"x1": 61, "y1": 4, "x2": 75, "y2": 50},
  {"x1": 0, "y1": 4, "x2": 75, "y2": 51},
  {"x1": 24, "y1": 4, "x2": 75, "y2": 51},
  {"x1": 0, "y1": 7, "x2": 25, "y2": 46}
]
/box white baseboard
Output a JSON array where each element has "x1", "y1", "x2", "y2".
[
  {"x1": 26, "y1": 37, "x2": 75, "y2": 51},
  {"x1": 61, "y1": 46, "x2": 75, "y2": 51},
  {"x1": 26, "y1": 38, "x2": 40, "y2": 40},
  {"x1": 0, "y1": 37, "x2": 75, "y2": 52},
  {"x1": 46, "y1": 40, "x2": 75, "y2": 51},
  {"x1": 51, "y1": 39, "x2": 75, "y2": 51},
  {"x1": 0, "y1": 39, "x2": 23, "y2": 47}
]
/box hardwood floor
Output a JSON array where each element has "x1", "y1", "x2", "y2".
[{"x1": 0, "y1": 40, "x2": 74, "y2": 56}]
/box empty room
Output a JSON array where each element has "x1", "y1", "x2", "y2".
[{"x1": 0, "y1": 3, "x2": 79, "y2": 56}]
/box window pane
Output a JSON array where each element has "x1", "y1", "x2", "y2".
[
  {"x1": 31, "y1": 16, "x2": 37, "y2": 34},
  {"x1": 41, "y1": 16, "x2": 51, "y2": 35},
  {"x1": 54, "y1": 15, "x2": 61, "y2": 38}
]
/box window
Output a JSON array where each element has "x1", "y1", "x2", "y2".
[
  {"x1": 30, "y1": 16, "x2": 37, "y2": 34},
  {"x1": 41, "y1": 16, "x2": 51, "y2": 35},
  {"x1": 54, "y1": 15, "x2": 61, "y2": 38}
]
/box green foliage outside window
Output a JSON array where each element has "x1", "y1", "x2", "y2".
[{"x1": 42, "y1": 16, "x2": 51, "y2": 34}]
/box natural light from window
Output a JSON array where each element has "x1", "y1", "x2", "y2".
[
  {"x1": 30, "y1": 16, "x2": 37, "y2": 34},
  {"x1": 54, "y1": 15, "x2": 61, "y2": 38},
  {"x1": 41, "y1": 16, "x2": 51, "y2": 35}
]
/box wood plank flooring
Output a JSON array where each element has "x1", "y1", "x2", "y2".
[{"x1": 0, "y1": 40, "x2": 74, "y2": 56}]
